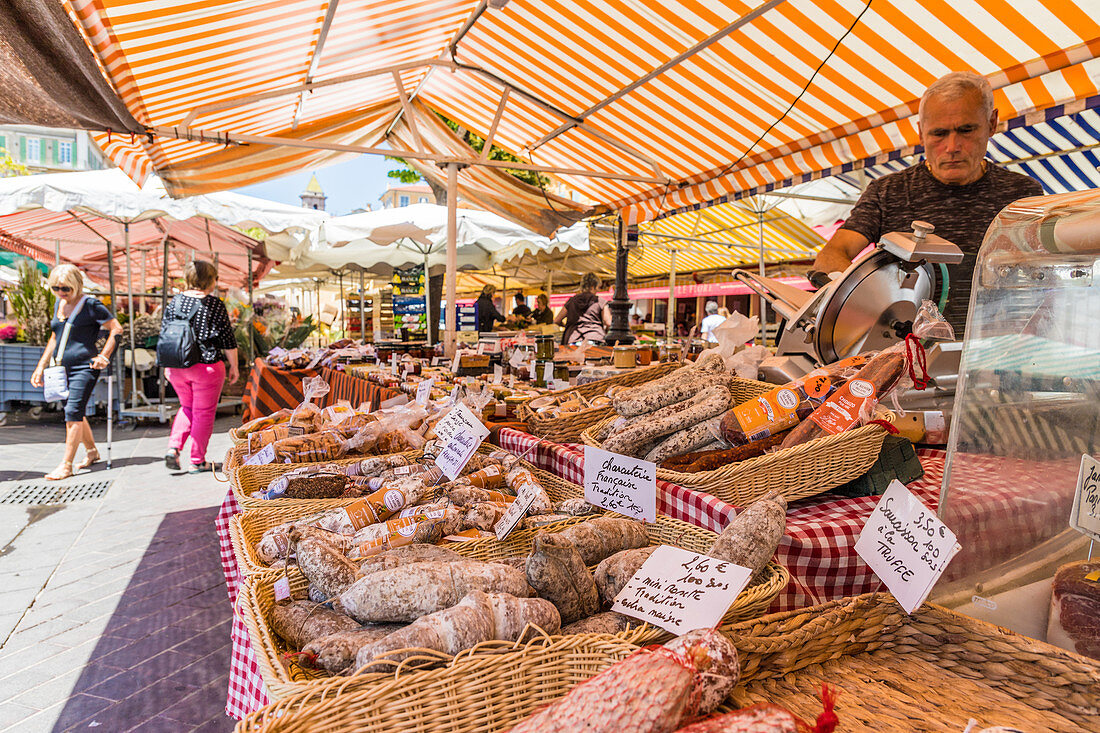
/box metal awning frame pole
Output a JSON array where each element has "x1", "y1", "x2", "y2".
[
  {"x1": 247, "y1": 248, "x2": 255, "y2": 361},
  {"x1": 159, "y1": 235, "x2": 169, "y2": 420},
  {"x1": 105, "y1": 238, "x2": 116, "y2": 466},
  {"x1": 444, "y1": 162, "x2": 458, "y2": 356},
  {"x1": 359, "y1": 270, "x2": 366, "y2": 342},
  {"x1": 124, "y1": 223, "x2": 140, "y2": 409},
  {"x1": 667, "y1": 247, "x2": 677, "y2": 340},
  {"x1": 422, "y1": 252, "x2": 432, "y2": 346},
  {"x1": 757, "y1": 210, "x2": 767, "y2": 345}
]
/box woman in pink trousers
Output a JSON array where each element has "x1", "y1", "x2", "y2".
[{"x1": 162, "y1": 261, "x2": 240, "y2": 472}]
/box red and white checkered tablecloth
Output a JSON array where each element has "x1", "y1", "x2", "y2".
[
  {"x1": 217, "y1": 429, "x2": 1077, "y2": 718},
  {"x1": 216, "y1": 489, "x2": 271, "y2": 718}
]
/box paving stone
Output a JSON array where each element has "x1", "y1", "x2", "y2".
[
  {"x1": 9, "y1": 669, "x2": 82, "y2": 711},
  {"x1": 0, "y1": 702, "x2": 40, "y2": 728},
  {"x1": 47, "y1": 694, "x2": 114, "y2": 732}
]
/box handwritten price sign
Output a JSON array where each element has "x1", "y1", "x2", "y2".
[
  {"x1": 433, "y1": 402, "x2": 490, "y2": 479},
  {"x1": 855, "y1": 480, "x2": 960, "y2": 614},
  {"x1": 583, "y1": 446, "x2": 656, "y2": 522},
  {"x1": 1070, "y1": 454, "x2": 1100, "y2": 542},
  {"x1": 611, "y1": 545, "x2": 752, "y2": 634}
]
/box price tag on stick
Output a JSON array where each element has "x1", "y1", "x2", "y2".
[
  {"x1": 611, "y1": 545, "x2": 752, "y2": 634},
  {"x1": 583, "y1": 445, "x2": 657, "y2": 522},
  {"x1": 543, "y1": 361, "x2": 554, "y2": 383},
  {"x1": 493, "y1": 364, "x2": 503, "y2": 384},
  {"x1": 434, "y1": 402, "x2": 491, "y2": 479},
  {"x1": 416, "y1": 379, "x2": 435, "y2": 406},
  {"x1": 245, "y1": 444, "x2": 276, "y2": 466},
  {"x1": 1069, "y1": 454, "x2": 1100, "y2": 541},
  {"x1": 494, "y1": 480, "x2": 539, "y2": 540},
  {"x1": 855, "y1": 480, "x2": 960, "y2": 614}
]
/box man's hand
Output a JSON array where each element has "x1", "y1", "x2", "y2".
[
  {"x1": 812, "y1": 228, "x2": 870, "y2": 276},
  {"x1": 228, "y1": 364, "x2": 241, "y2": 384}
]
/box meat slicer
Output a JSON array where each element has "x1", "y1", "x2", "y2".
[{"x1": 734, "y1": 221, "x2": 964, "y2": 413}]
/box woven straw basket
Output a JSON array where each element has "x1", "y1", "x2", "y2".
[
  {"x1": 228, "y1": 450, "x2": 429, "y2": 511},
  {"x1": 234, "y1": 632, "x2": 641, "y2": 732},
  {"x1": 722, "y1": 592, "x2": 1100, "y2": 731},
  {"x1": 238, "y1": 591, "x2": 1100, "y2": 732},
  {"x1": 240, "y1": 563, "x2": 786, "y2": 702},
  {"x1": 516, "y1": 361, "x2": 680, "y2": 443},
  {"x1": 582, "y1": 414, "x2": 888, "y2": 506},
  {"x1": 229, "y1": 426, "x2": 248, "y2": 445},
  {"x1": 228, "y1": 466, "x2": 586, "y2": 577},
  {"x1": 238, "y1": 512, "x2": 786, "y2": 698}
]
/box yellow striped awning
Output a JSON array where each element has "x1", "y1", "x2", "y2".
[{"x1": 61, "y1": 0, "x2": 1100, "y2": 224}]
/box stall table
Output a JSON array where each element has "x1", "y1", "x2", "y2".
[
  {"x1": 216, "y1": 428, "x2": 1072, "y2": 718},
  {"x1": 241, "y1": 360, "x2": 403, "y2": 422}
]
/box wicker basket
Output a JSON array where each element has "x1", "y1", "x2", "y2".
[
  {"x1": 582, "y1": 414, "x2": 888, "y2": 506},
  {"x1": 721, "y1": 592, "x2": 1100, "y2": 731},
  {"x1": 229, "y1": 426, "x2": 248, "y2": 445},
  {"x1": 516, "y1": 361, "x2": 681, "y2": 443},
  {"x1": 228, "y1": 467, "x2": 586, "y2": 577},
  {"x1": 229, "y1": 451, "x2": 427, "y2": 511},
  {"x1": 238, "y1": 591, "x2": 1100, "y2": 732},
  {"x1": 238, "y1": 519, "x2": 786, "y2": 699},
  {"x1": 235, "y1": 632, "x2": 642, "y2": 731}
]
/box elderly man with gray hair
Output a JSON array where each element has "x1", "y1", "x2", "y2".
[{"x1": 809, "y1": 71, "x2": 1042, "y2": 337}]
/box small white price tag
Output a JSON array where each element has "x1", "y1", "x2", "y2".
[
  {"x1": 306, "y1": 351, "x2": 325, "y2": 370},
  {"x1": 379, "y1": 393, "x2": 409, "y2": 409},
  {"x1": 431, "y1": 356, "x2": 441, "y2": 367},
  {"x1": 451, "y1": 352, "x2": 461, "y2": 373},
  {"x1": 509, "y1": 349, "x2": 528, "y2": 369},
  {"x1": 391, "y1": 359, "x2": 398, "y2": 376},
  {"x1": 551, "y1": 379, "x2": 571, "y2": 391},
  {"x1": 416, "y1": 379, "x2": 435, "y2": 406},
  {"x1": 543, "y1": 361, "x2": 554, "y2": 383},
  {"x1": 855, "y1": 480, "x2": 961, "y2": 614},
  {"x1": 449, "y1": 384, "x2": 461, "y2": 404},
  {"x1": 611, "y1": 545, "x2": 752, "y2": 634},
  {"x1": 583, "y1": 445, "x2": 657, "y2": 522},
  {"x1": 493, "y1": 364, "x2": 503, "y2": 384},
  {"x1": 1070, "y1": 454, "x2": 1100, "y2": 542},
  {"x1": 528, "y1": 360, "x2": 536, "y2": 379},
  {"x1": 477, "y1": 342, "x2": 486, "y2": 354},
  {"x1": 434, "y1": 402, "x2": 489, "y2": 449},
  {"x1": 494, "y1": 482, "x2": 538, "y2": 540},
  {"x1": 273, "y1": 576, "x2": 291, "y2": 602},
  {"x1": 245, "y1": 444, "x2": 276, "y2": 466},
  {"x1": 402, "y1": 367, "x2": 410, "y2": 380},
  {"x1": 436, "y1": 422, "x2": 491, "y2": 480}
]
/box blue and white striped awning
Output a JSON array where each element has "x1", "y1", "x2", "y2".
[{"x1": 830, "y1": 95, "x2": 1100, "y2": 195}]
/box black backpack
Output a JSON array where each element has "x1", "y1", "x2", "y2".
[{"x1": 157, "y1": 296, "x2": 202, "y2": 368}]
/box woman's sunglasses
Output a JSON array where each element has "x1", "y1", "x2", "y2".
[{"x1": 51, "y1": 286, "x2": 73, "y2": 293}]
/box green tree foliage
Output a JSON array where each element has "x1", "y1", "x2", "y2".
[{"x1": 387, "y1": 113, "x2": 547, "y2": 194}]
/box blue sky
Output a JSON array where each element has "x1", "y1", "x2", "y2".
[{"x1": 232, "y1": 154, "x2": 413, "y2": 215}]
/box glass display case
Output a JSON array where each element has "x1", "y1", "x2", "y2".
[{"x1": 935, "y1": 189, "x2": 1100, "y2": 644}]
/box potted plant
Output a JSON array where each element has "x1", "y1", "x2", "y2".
[{"x1": 0, "y1": 261, "x2": 55, "y2": 410}]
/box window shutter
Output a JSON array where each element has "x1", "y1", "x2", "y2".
[
  {"x1": 20, "y1": 137, "x2": 26, "y2": 159},
  {"x1": 52, "y1": 140, "x2": 59, "y2": 164}
]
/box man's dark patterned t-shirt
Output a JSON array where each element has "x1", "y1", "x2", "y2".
[{"x1": 840, "y1": 162, "x2": 1042, "y2": 337}]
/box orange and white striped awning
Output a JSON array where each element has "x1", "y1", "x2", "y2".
[{"x1": 61, "y1": 0, "x2": 1100, "y2": 225}]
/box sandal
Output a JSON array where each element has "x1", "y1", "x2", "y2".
[
  {"x1": 188, "y1": 461, "x2": 223, "y2": 474},
  {"x1": 165, "y1": 449, "x2": 181, "y2": 471},
  {"x1": 76, "y1": 449, "x2": 100, "y2": 471},
  {"x1": 45, "y1": 461, "x2": 74, "y2": 481}
]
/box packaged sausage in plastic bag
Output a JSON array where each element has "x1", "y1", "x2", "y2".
[
  {"x1": 240, "y1": 408, "x2": 292, "y2": 435},
  {"x1": 288, "y1": 376, "x2": 331, "y2": 433},
  {"x1": 780, "y1": 301, "x2": 954, "y2": 450},
  {"x1": 718, "y1": 352, "x2": 875, "y2": 447}
]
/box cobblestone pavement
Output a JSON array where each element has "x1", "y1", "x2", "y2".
[{"x1": 0, "y1": 409, "x2": 239, "y2": 732}]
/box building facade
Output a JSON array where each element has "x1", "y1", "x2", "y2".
[
  {"x1": 0, "y1": 125, "x2": 110, "y2": 173},
  {"x1": 379, "y1": 183, "x2": 435, "y2": 208}
]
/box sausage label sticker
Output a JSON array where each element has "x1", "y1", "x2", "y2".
[
  {"x1": 855, "y1": 481, "x2": 961, "y2": 614},
  {"x1": 611, "y1": 545, "x2": 752, "y2": 634},
  {"x1": 1069, "y1": 454, "x2": 1100, "y2": 542},
  {"x1": 809, "y1": 378, "x2": 875, "y2": 434},
  {"x1": 583, "y1": 446, "x2": 657, "y2": 522}
]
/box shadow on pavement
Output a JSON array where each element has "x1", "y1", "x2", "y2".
[{"x1": 50, "y1": 507, "x2": 234, "y2": 733}]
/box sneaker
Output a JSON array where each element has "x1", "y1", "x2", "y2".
[
  {"x1": 165, "y1": 450, "x2": 180, "y2": 471},
  {"x1": 188, "y1": 461, "x2": 222, "y2": 474}
]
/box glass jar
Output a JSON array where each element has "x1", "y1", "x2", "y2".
[
  {"x1": 553, "y1": 362, "x2": 570, "y2": 383},
  {"x1": 535, "y1": 334, "x2": 555, "y2": 360},
  {"x1": 665, "y1": 344, "x2": 682, "y2": 363},
  {"x1": 503, "y1": 395, "x2": 526, "y2": 420},
  {"x1": 613, "y1": 345, "x2": 636, "y2": 369},
  {"x1": 635, "y1": 345, "x2": 652, "y2": 366}
]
